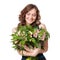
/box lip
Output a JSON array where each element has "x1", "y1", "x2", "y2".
[
  {"x1": 27, "y1": 21, "x2": 32, "y2": 23},
  {"x1": 29, "y1": 18, "x2": 34, "y2": 21},
  {"x1": 28, "y1": 20, "x2": 33, "y2": 22},
  {"x1": 26, "y1": 20, "x2": 33, "y2": 24},
  {"x1": 27, "y1": 19, "x2": 33, "y2": 21}
]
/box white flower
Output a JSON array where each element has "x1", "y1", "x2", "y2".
[{"x1": 17, "y1": 31, "x2": 21, "y2": 35}]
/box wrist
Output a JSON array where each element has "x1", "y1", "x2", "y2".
[
  {"x1": 23, "y1": 51, "x2": 32, "y2": 56},
  {"x1": 37, "y1": 48, "x2": 40, "y2": 54}
]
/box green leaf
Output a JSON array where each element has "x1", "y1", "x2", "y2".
[{"x1": 11, "y1": 25, "x2": 50, "y2": 50}]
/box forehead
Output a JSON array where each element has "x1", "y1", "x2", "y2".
[{"x1": 27, "y1": 8, "x2": 36, "y2": 13}]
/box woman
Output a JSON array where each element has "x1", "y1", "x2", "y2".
[{"x1": 13, "y1": 4, "x2": 48, "y2": 60}]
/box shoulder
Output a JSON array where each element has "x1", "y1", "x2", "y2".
[
  {"x1": 12, "y1": 27, "x2": 17, "y2": 33},
  {"x1": 39, "y1": 23, "x2": 46, "y2": 30}
]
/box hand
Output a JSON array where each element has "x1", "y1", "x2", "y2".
[
  {"x1": 24, "y1": 46, "x2": 40, "y2": 57},
  {"x1": 23, "y1": 45, "x2": 41, "y2": 57},
  {"x1": 41, "y1": 32, "x2": 46, "y2": 41},
  {"x1": 30, "y1": 48, "x2": 40, "y2": 57},
  {"x1": 33, "y1": 29, "x2": 39, "y2": 38},
  {"x1": 24, "y1": 45, "x2": 33, "y2": 52}
]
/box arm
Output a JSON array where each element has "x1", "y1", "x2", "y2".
[
  {"x1": 12, "y1": 27, "x2": 33, "y2": 56},
  {"x1": 23, "y1": 24, "x2": 48, "y2": 57},
  {"x1": 38, "y1": 23, "x2": 48, "y2": 53},
  {"x1": 12, "y1": 24, "x2": 48, "y2": 57},
  {"x1": 12, "y1": 27, "x2": 17, "y2": 33},
  {"x1": 17, "y1": 49, "x2": 33, "y2": 56},
  {"x1": 38, "y1": 40, "x2": 48, "y2": 53},
  {"x1": 29, "y1": 40, "x2": 48, "y2": 57},
  {"x1": 39, "y1": 23, "x2": 47, "y2": 40},
  {"x1": 21, "y1": 40, "x2": 48, "y2": 57}
]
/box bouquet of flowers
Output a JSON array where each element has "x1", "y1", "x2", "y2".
[{"x1": 11, "y1": 25, "x2": 50, "y2": 60}]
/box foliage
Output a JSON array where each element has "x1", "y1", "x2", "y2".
[{"x1": 11, "y1": 25, "x2": 50, "y2": 60}]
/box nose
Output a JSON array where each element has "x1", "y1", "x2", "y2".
[{"x1": 29, "y1": 15, "x2": 33, "y2": 19}]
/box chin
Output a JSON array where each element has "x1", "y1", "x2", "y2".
[{"x1": 27, "y1": 22, "x2": 33, "y2": 25}]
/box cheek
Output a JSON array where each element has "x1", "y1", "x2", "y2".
[
  {"x1": 25, "y1": 15, "x2": 29, "y2": 19},
  {"x1": 26, "y1": 17, "x2": 29, "y2": 19},
  {"x1": 33, "y1": 16, "x2": 36, "y2": 20}
]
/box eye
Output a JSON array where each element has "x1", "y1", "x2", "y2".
[
  {"x1": 32, "y1": 14, "x2": 36, "y2": 17},
  {"x1": 27, "y1": 13, "x2": 30, "y2": 15}
]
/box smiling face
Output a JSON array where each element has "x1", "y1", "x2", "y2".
[{"x1": 25, "y1": 8, "x2": 37, "y2": 25}]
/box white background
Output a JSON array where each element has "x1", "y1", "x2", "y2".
[{"x1": 0, "y1": 0, "x2": 60, "y2": 60}]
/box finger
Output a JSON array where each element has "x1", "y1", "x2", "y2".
[{"x1": 24, "y1": 45, "x2": 32, "y2": 52}]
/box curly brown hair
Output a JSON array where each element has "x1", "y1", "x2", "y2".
[{"x1": 18, "y1": 4, "x2": 41, "y2": 27}]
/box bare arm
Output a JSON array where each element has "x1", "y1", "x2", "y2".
[
  {"x1": 17, "y1": 49, "x2": 33, "y2": 56},
  {"x1": 38, "y1": 23, "x2": 48, "y2": 53},
  {"x1": 12, "y1": 27, "x2": 17, "y2": 33},
  {"x1": 38, "y1": 40, "x2": 48, "y2": 53},
  {"x1": 23, "y1": 23, "x2": 48, "y2": 56},
  {"x1": 12, "y1": 24, "x2": 48, "y2": 57},
  {"x1": 12, "y1": 27, "x2": 32, "y2": 56}
]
